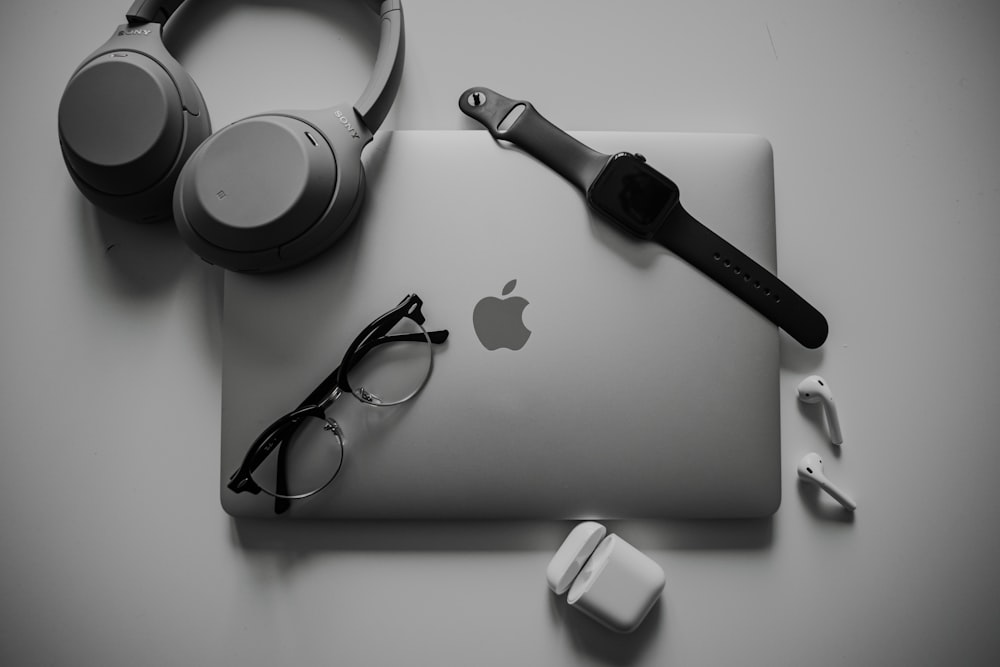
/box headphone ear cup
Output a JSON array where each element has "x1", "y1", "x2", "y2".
[
  {"x1": 174, "y1": 105, "x2": 372, "y2": 273},
  {"x1": 58, "y1": 51, "x2": 210, "y2": 222},
  {"x1": 174, "y1": 114, "x2": 342, "y2": 271}
]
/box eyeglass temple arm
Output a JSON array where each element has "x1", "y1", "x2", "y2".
[{"x1": 228, "y1": 404, "x2": 319, "y2": 491}]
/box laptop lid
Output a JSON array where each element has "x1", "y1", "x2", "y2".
[{"x1": 220, "y1": 130, "x2": 780, "y2": 519}]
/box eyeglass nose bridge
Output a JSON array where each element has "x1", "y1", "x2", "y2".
[{"x1": 319, "y1": 386, "x2": 345, "y2": 409}]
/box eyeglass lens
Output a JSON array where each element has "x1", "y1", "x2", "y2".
[
  {"x1": 346, "y1": 315, "x2": 433, "y2": 405},
  {"x1": 250, "y1": 415, "x2": 344, "y2": 499}
]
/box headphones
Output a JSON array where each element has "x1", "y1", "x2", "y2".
[{"x1": 58, "y1": 0, "x2": 404, "y2": 272}]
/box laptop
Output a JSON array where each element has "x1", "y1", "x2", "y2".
[{"x1": 220, "y1": 130, "x2": 781, "y2": 519}]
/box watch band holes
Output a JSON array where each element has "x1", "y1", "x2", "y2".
[{"x1": 714, "y1": 252, "x2": 774, "y2": 296}]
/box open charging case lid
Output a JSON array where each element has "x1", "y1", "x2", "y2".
[{"x1": 546, "y1": 522, "x2": 608, "y2": 595}]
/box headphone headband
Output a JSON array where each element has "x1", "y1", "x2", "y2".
[
  {"x1": 356, "y1": 1, "x2": 404, "y2": 133},
  {"x1": 126, "y1": 0, "x2": 184, "y2": 24},
  {"x1": 126, "y1": 0, "x2": 385, "y2": 25},
  {"x1": 124, "y1": 0, "x2": 404, "y2": 132}
]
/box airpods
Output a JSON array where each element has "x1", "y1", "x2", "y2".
[
  {"x1": 797, "y1": 375, "x2": 843, "y2": 445},
  {"x1": 797, "y1": 453, "x2": 856, "y2": 511}
]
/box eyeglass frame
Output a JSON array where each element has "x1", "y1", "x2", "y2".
[{"x1": 226, "y1": 293, "x2": 449, "y2": 507}]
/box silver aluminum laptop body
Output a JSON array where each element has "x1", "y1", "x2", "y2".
[{"x1": 220, "y1": 130, "x2": 781, "y2": 519}]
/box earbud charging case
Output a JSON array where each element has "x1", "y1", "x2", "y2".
[{"x1": 547, "y1": 522, "x2": 665, "y2": 633}]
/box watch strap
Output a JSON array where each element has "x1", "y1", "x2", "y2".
[
  {"x1": 459, "y1": 87, "x2": 609, "y2": 192},
  {"x1": 658, "y1": 203, "x2": 828, "y2": 348}
]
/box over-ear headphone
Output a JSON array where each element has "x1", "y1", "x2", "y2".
[{"x1": 58, "y1": 0, "x2": 404, "y2": 272}]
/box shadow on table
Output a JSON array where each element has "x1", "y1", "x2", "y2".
[{"x1": 231, "y1": 516, "x2": 774, "y2": 553}]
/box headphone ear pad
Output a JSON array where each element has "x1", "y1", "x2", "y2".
[{"x1": 58, "y1": 52, "x2": 210, "y2": 222}]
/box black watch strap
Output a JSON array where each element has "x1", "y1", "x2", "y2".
[
  {"x1": 658, "y1": 204, "x2": 828, "y2": 348},
  {"x1": 459, "y1": 86, "x2": 828, "y2": 349},
  {"x1": 459, "y1": 87, "x2": 609, "y2": 192}
]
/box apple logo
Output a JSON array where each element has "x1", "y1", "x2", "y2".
[{"x1": 473, "y1": 279, "x2": 532, "y2": 351}]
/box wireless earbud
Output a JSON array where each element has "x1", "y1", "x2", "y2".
[
  {"x1": 797, "y1": 453, "x2": 856, "y2": 511},
  {"x1": 796, "y1": 375, "x2": 842, "y2": 445}
]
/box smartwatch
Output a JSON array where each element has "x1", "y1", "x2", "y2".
[{"x1": 459, "y1": 87, "x2": 828, "y2": 349}]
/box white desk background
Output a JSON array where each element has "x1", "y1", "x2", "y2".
[{"x1": 2, "y1": 1, "x2": 998, "y2": 665}]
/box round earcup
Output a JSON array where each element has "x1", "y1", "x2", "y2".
[
  {"x1": 58, "y1": 51, "x2": 210, "y2": 222},
  {"x1": 173, "y1": 109, "x2": 368, "y2": 273},
  {"x1": 176, "y1": 116, "x2": 336, "y2": 251}
]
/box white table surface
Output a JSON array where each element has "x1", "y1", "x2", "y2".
[{"x1": 2, "y1": 1, "x2": 999, "y2": 665}]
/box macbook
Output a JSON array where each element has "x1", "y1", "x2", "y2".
[{"x1": 220, "y1": 130, "x2": 781, "y2": 519}]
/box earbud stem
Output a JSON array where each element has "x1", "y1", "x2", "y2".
[
  {"x1": 819, "y1": 479, "x2": 856, "y2": 511},
  {"x1": 824, "y1": 402, "x2": 843, "y2": 445}
]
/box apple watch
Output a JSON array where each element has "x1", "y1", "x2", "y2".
[{"x1": 458, "y1": 87, "x2": 829, "y2": 349}]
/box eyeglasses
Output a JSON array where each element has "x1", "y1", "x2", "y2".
[{"x1": 227, "y1": 294, "x2": 449, "y2": 507}]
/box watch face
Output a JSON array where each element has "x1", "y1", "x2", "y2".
[{"x1": 587, "y1": 153, "x2": 680, "y2": 239}]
